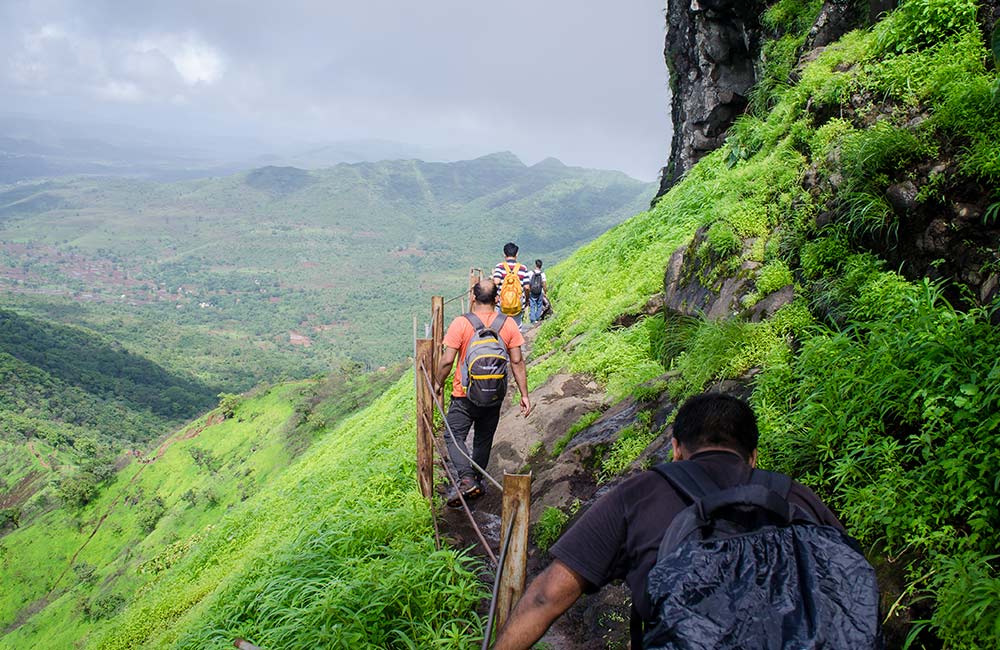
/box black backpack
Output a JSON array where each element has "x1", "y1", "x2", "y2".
[
  {"x1": 529, "y1": 271, "x2": 543, "y2": 297},
  {"x1": 641, "y1": 461, "x2": 883, "y2": 650},
  {"x1": 458, "y1": 313, "x2": 510, "y2": 408}
]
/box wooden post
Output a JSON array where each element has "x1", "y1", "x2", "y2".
[
  {"x1": 496, "y1": 472, "x2": 532, "y2": 630},
  {"x1": 412, "y1": 315, "x2": 418, "y2": 359},
  {"x1": 468, "y1": 266, "x2": 478, "y2": 296},
  {"x1": 469, "y1": 266, "x2": 485, "y2": 305},
  {"x1": 415, "y1": 339, "x2": 435, "y2": 503},
  {"x1": 431, "y1": 296, "x2": 444, "y2": 402}
]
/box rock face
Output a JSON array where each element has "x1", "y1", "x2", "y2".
[
  {"x1": 660, "y1": 226, "x2": 796, "y2": 321},
  {"x1": 655, "y1": 0, "x2": 900, "y2": 201},
  {"x1": 657, "y1": 0, "x2": 766, "y2": 198}
]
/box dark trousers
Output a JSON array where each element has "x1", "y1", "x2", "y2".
[{"x1": 444, "y1": 396, "x2": 501, "y2": 481}]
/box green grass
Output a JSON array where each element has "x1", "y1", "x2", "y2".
[
  {"x1": 0, "y1": 372, "x2": 486, "y2": 649},
  {"x1": 533, "y1": 506, "x2": 570, "y2": 553}
]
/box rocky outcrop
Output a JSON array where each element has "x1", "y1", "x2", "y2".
[
  {"x1": 657, "y1": 0, "x2": 766, "y2": 199},
  {"x1": 660, "y1": 225, "x2": 795, "y2": 320},
  {"x1": 655, "y1": 0, "x2": 900, "y2": 202}
]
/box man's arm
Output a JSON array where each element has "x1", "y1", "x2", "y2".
[
  {"x1": 493, "y1": 560, "x2": 586, "y2": 650},
  {"x1": 434, "y1": 346, "x2": 458, "y2": 393},
  {"x1": 508, "y1": 346, "x2": 531, "y2": 416}
]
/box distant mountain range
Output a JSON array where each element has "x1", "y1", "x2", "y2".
[{"x1": 0, "y1": 114, "x2": 476, "y2": 183}]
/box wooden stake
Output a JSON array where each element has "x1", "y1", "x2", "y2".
[
  {"x1": 431, "y1": 296, "x2": 444, "y2": 402},
  {"x1": 496, "y1": 472, "x2": 531, "y2": 631},
  {"x1": 415, "y1": 340, "x2": 435, "y2": 503}
]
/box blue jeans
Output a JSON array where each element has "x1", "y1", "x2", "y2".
[{"x1": 529, "y1": 296, "x2": 544, "y2": 322}]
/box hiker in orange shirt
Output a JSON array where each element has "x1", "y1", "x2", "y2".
[{"x1": 434, "y1": 278, "x2": 531, "y2": 506}]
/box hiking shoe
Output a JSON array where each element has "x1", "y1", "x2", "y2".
[{"x1": 446, "y1": 477, "x2": 483, "y2": 508}]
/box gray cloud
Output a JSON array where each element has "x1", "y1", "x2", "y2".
[{"x1": 0, "y1": 1, "x2": 671, "y2": 180}]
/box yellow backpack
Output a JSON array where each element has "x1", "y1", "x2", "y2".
[{"x1": 498, "y1": 262, "x2": 523, "y2": 315}]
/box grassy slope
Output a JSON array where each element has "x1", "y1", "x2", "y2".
[
  {"x1": 0, "y1": 371, "x2": 483, "y2": 650},
  {"x1": 3, "y1": 2, "x2": 998, "y2": 648}
]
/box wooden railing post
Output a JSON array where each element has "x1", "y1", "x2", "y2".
[
  {"x1": 496, "y1": 472, "x2": 531, "y2": 631},
  {"x1": 415, "y1": 339, "x2": 435, "y2": 503},
  {"x1": 469, "y1": 267, "x2": 484, "y2": 305},
  {"x1": 431, "y1": 296, "x2": 444, "y2": 402}
]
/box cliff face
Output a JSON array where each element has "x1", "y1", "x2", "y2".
[
  {"x1": 657, "y1": 0, "x2": 766, "y2": 197},
  {"x1": 655, "y1": 0, "x2": 898, "y2": 199}
]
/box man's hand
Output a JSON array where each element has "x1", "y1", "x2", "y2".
[{"x1": 520, "y1": 394, "x2": 531, "y2": 417}]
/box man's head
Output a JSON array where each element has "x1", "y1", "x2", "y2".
[
  {"x1": 535, "y1": 259, "x2": 543, "y2": 270},
  {"x1": 473, "y1": 279, "x2": 498, "y2": 305},
  {"x1": 504, "y1": 242, "x2": 519, "y2": 259},
  {"x1": 671, "y1": 393, "x2": 759, "y2": 463}
]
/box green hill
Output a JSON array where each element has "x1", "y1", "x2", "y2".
[
  {"x1": 0, "y1": 309, "x2": 219, "y2": 535},
  {"x1": 0, "y1": 153, "x2": 654, "y2": 388}
]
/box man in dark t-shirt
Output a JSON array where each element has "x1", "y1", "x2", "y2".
[{"x1": 493, "y1": 393, "x2": 843, "y2": 650}]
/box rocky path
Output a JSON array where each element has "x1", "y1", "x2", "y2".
[{"x1": 437, "y1": 325, "x2": 632, "y2": 648}]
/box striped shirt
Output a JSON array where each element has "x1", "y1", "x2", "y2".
[{"x1": 493, "y1": 258, "x2": 530, "y2": 308}]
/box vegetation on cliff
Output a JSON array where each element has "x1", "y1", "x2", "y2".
[{"x1": 530, "y1": 0, "x2": 999, "y2": 645}]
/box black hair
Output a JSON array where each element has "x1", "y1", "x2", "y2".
[
  {"x1": 673, "y1": 393, "x2": 759, "y2": 460},
  {"x1": 473, "y1": 280, "x2": 498, "y2": 305},
  {"x1": 503, "y1": 242, "x2": 519, "y2": 258},
  {"x1": 535, "y1": 259, "x2": 543, "y2": 269}
]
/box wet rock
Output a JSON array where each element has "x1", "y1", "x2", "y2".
[
  {"x1": 611, "y1": 294, "x2": 665, "y2": 329},
  {"x1": 886, "y1": 180, "x2": 919, "y2": 213},
  {"x1": 663, "y1": 227, "x2": 759, "y2": 320},
  {"x1": 951, "y1": 202, "x2": 982, "y2": 224},
  {"x1": 806, "y1": 0, "x2": 867, "y2": 50},
  {"x1": 746, "y1": 284, "x2": 796, "y2": 322}
]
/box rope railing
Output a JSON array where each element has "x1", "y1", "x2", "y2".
[
  {"x1": 412, "y1": 277, "x2": 531, "y2": 647},
  {"x1": 443, "y1": 288, "x2": 471, "y2": 305},
  {"x1": 419, "y1": 362, "x2": 503, "y2": 492}
]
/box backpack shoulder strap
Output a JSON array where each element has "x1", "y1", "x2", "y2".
[
  {"x1": 651, "y1": 461, "x2": 721, "y2": 504},
  {"x1": 464, "y1": 312, "x2": 485, "y2": 331},
  {"x1": 749, "y1": 469, "x2": 792, "y2": 498},
  {"x1": 490, "y1": 313, "x2": 507, "y2": 335},
  {"x1": 751, "y1": 469, "x2": 819, "y2": 524}
]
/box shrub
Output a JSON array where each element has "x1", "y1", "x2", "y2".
[
  {"x1": 704, "y1": 221, "x2": 742, "y2": 258},
  {"x1": 137, "y1": 496, "x2": 166, "y2": 533},
  {"x1": 534, "y1": 506, "x2": 570, "y2": 552},
  {"x1": 754, "y1": 281, "x2": 1000, "y2": 647},
  {"x1": 217, "y1": 392, "x2": 243, "y2": 419},
  {"x1": 756, "y1": 260, "x2": 794, "y2": 296},
  {"x1": 873, "y1": 0, "x2": 979, "y2": 54},
  {"x1": 598, "y1": 423, "x2": 658, "y2": 483}
]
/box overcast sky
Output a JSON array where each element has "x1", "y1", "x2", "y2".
[{"x1": 1, "y1": 1, "x2": 671, "y2": 180}]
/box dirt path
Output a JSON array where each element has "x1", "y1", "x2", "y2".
[
  {"x1": 436, "y1": 325, "x2": 621, "y2": 648},
  {"x1": 27, "y1": 440, "x2": 53, "y2": 470}
]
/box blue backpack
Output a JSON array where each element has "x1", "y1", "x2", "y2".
[{"x1": 641, "y1": 461, "x2": 883, "y2": 650}]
